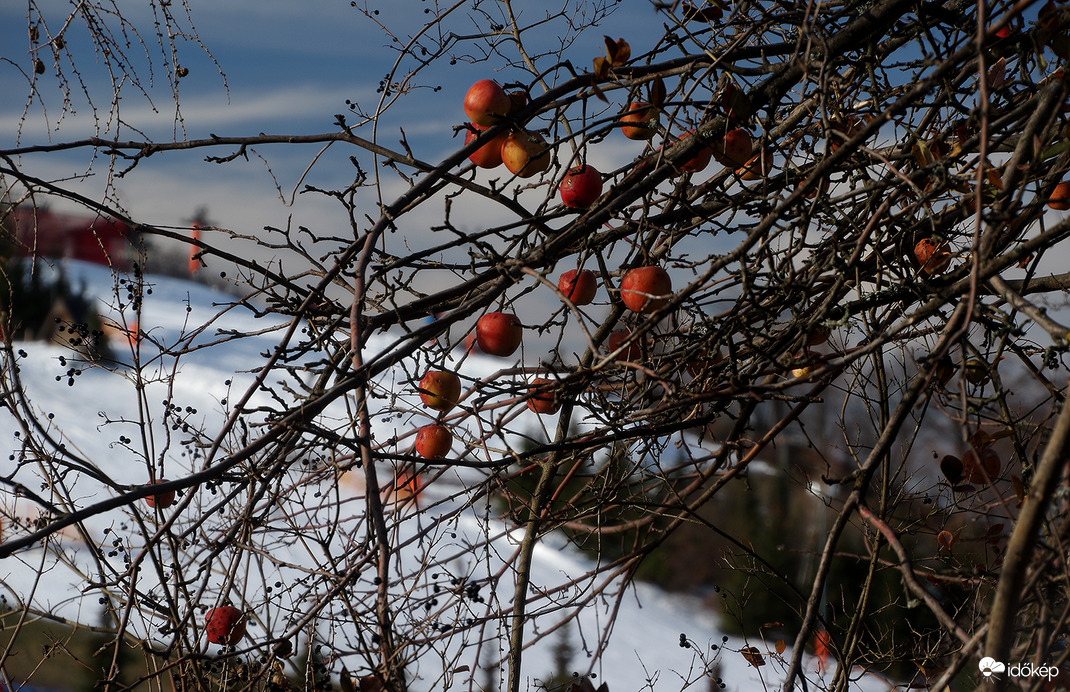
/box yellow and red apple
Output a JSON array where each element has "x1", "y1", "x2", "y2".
[
  {"x1": 419, "y1": 370, "x2": 462, "y2": 412},
  {"x1": 464, "y1": 79, "x2": 512, "y2": 127}
]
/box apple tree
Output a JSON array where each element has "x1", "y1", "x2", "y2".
[{"x1": 3, "y1": 0, "x2": 1070, "y2": 691}]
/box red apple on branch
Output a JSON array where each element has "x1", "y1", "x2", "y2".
[
  {"x1": 465, "y1": 124, "x2": 507, "y2": 169},
  {"x1": 205, "y1": 606, "x2": 246, "y2": 646},
  {"x1": 559, "y1": 165, "x2": 603, "y2": 208},
  {"x1": 415, "y1": 424, "x2": 453, "y2": 459},
  {"x1": 419, "y1": 370, "x2": 462, "y2": 412},
  {"x1": 476, "y1": 312, "x2": 523, "y2": 357},
  {"x1": 144, "y1": 479, "x2": 176, "y2": 509},
  {"x1": 464, "y1": 79, "x2": 512, "y2": 127},
  {"x1": 607, "y1": 328, "x2": 642, "y2": 361},
  {"x1": 558, "y1": 269, "x2": 598, "y2": 306},
  {"x1": 526, "y1": 378, "x2": 561, "y2": 414},
  {"x1": 620, "y1": 266, "x2": 672, "y2": 313},
  {"x1": 711, "y1": 128, "x2": 752, "y2": 167},
  {"x1": 675, "y1": 130, "x2": 713, "y2": 173}
]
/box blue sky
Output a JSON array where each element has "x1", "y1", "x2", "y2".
[
  {"x1": 1, "y1": 1, "x2": 683, "y2": 356},
  {"x1": 0, "y1": 1, "x2": 653, "y2": 228}
]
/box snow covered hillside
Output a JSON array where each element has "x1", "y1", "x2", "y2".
[{"x1": 0, "y1": 260, "x2": 882, "y2": 692}]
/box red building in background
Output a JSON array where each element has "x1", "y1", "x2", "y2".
[{"x1": 6, "y1": 206, "x2": 136, "y2": 269}]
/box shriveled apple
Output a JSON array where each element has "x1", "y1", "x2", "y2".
[
  {"x1": 914, "y1": 238, "x2": 951, "y2": 275},
  {"x1": 205, "y1": 606, "x2": 246, "y2": 646}
]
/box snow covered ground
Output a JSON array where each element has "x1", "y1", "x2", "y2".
[{"x1": 0, "y1": 260, "x2": 892, "y2": 692}]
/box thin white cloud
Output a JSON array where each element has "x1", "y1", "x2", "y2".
[{"x1": 0, "y1": 83, "x2": 372, "y2": 144}]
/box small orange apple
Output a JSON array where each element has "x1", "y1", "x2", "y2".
[
  {"x1": 671, "y1": 130, "x2": 713, "y2": 173},
  {"x1": 1049, "y1": 181, "x2": 1070, "y2": 210},
  {"x1": 144, "y1": 479, "x2": 176, "y2": 509},
  {"x1": 619, "y1": 101, "x2": 659, "y2": 140},
  {"x1": 620, "y1": 266, "x2": 672, "y2": 313},
  {"x1": 712, "y1": 128, "x2": 752, "y2": 167},
  {"x1": 607, "y1": 328, "x2": 642, "y2": 361},
  {"x1": 914, "y1": 238, "x2": 951, "y2": 275}
]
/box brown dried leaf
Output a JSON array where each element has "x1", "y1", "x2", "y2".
[
  {"x1": 913, "y1": 140, "x2": 936, "y2": 167},
  {"x1": 775, "y1": 639, "x2": 786, "y2": 655},
  {"x1": 340, "y1": 668, "x2": 356, "y2": 692},
  {"x1": 937, "y1": 530, "x2": 954, "y2": 550},
  {"x1": 593, "y1": 56, "x2": 610, "y2": 80},
  {"x1": 741, "y1": 646, "x2": 766, "y2": 667},
  {"x1": 604, "y1": 36, "x2": 618, "y2": 63},
  {"x1": 604, "y1": 37, "x2": 630, "y2": 65},
  {"x1": 359, "y1": 676, "x2": 384, "y2": 692},
  {"x1": 940, "y1": 455, "x2": 963, "y2": 484},
  {"x1": 986, "y1": 56, "x2": 1007, "y2": 90},
  {"x1": 1011, "y1": 474, "x2": 1025, "y2": 505},
  {"x1": 649, "y1": 77, "x2": 667, "y2": 108},
  {"x1": 984, "y1": 160, "x2": 1005, "y2": 190},
  {"x1": 682, "y1": 2, "x2": 725, "y2": 22}
]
